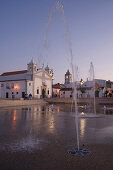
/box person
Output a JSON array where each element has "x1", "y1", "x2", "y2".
[
  {"x1": 24, "y1": 93, "x2": 29, "y2": 100},
  {"x1": 29, "y1": 93, "x2": 32, "y2": 100}
]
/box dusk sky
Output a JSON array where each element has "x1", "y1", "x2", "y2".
[{"x1": 1, "y1": 0, "x2": 113, "y2": 83}]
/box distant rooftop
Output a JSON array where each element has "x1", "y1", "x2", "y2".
[
  {"x1": 1, "y1": 70, "x2": 27, "y2": 76},
  {"x1": 52, "y1": 83, "x2": 64, "y2": 89}
]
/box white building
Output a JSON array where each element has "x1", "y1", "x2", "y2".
[
  {"x1": 78, "y1": 79, "x2": 106, "y2": 98},
  {"x1": 52, "y1": 83, "x2": 64, "y2": 97},
  {"x1": 60, "y1": 88, "x2": 72, "y2": 98},
  {"x1": 59, "y1": 78, "x2": 106, "y2": 98},
  {"x1": 0, "y1": 59, "x2": 53, "y2": 99}
]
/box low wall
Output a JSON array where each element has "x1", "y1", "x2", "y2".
[
  {"x1": 0, "y1": 99, "x2": 47, "y2": 108},
  {"x1": 45, "y1": 97, "x2": 94, "y2": 104},
  {"x1": 46, "y1": 97, "x2": 113, "y2": 105},
  {"x1": 1, "y1": 97, "x2": 113, "y2": 108}
]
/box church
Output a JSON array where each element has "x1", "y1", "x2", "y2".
[{"x1": 0, "y1": 59, "x2": 53, "y2": 99}]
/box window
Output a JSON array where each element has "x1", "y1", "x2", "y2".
[
  {"x1": 29, "y1": 64, "x2": 31, "y2": 72},
  {"x1": 1, "y1": 84, "x2": 4, "y2": 87},
  {"x1": 6, "y1": 92, "x2": 8, "y2": 98},
  {"x1": 6, "y1": 83, "x2": 9, "y2": 89},
  {"x1": 11, "y1": 83, "x2": 14, "y2": 88},
  {"x1": 37, "y1": 89, "x2": 39, "y2": 94},
  {"x1": 29, "y1": 83, "x2": 31, "y2": 86},
  {"x1": 16, "y1": 92, "x2": 18, "y2": 95},
  {"x1": 12, "y1": 92, "x2": 14, "y2": 94},
  {"x1": 48, "y1": 90, "x2": 49, "y2": 95},
  {"x1": 34, "y1": 65, "x2": 36, "y2": 71}
]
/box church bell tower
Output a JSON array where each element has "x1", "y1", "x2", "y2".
[
  {"x1": 65, "y1": 70, "x2": 72, "y2": 84},
  {"x1": 27, "y1": 58, "x2": 37, "y2": 74}
]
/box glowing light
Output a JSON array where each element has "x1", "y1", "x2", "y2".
[
  {"x1": 56, "y1": 89, "x2": 60, "y2": 93},
  {"x1": 13, "y1": 110, "x2": 17, "y2": 121},
  {"x1": 49, "y1": 115, "x2": 54, "y2": 133},
  {"x1": 14, "y1": 84, "x2": 20, "y2": 90},
  {"x1": 57, "y1": 107, "x2": 60, "y2": 113},
  {"x1": 80, "y1": 119, "x2": 86, "y2": 140},
  {"x1": 80, "y1": 79, "x2": 84, "y2": 85},
  {"x1": 81, "y1": 112, "x2": 85, "y2": 115},
  {"x1": 12, "y1": 110, "x2": 17, "y2": 131},
  {"x1": 56, "y1": 89, "x2": 60, "y2": 95}
]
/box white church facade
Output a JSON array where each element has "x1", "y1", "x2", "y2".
[{"x1": 0, "y1": 59, "x2": 53, "y2": 99}]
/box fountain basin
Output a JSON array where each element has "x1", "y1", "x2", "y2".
[{"x1": 68, "y1": 148, "x2": 91, "y2": 156}]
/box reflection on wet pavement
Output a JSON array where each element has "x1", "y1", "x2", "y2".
[{"x1": 0, "y1": 104, "x2": 113, "y2": 152}]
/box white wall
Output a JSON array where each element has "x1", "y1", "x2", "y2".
[
  {"x1": 34, "y1": 77, "x2": 42, "y2": 98},
  {"x1": 0, "y1": 80, "x2": 26, "y2": 99},
  {"x1": 27, "y1": 81, "x2": 33, "y2": 96},
  {"x1": 78, "y1": 89, "x2": 105, "y2": 98},
  {"x1": 45, "y1": 79, "x2": 52, "y2": 98},
  {"x1": 0, "y1": 68, "x2": 52, "y2": 99},
  {"x1": 60, "y1": 91, "x2": 64, "y2": 98},
  {"x1": 33, "y1": 71, "x2": 52, "y2": 98},
  {"x1": 53, "y1": 88, "x2": 60, "y2": 97},
  {"x1": 60, "y1": 90, "x2": 72, "y2": 98}
]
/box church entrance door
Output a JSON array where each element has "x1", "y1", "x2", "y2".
[
  {"x1": 6, "y1": 92, "x2": 8, "y2": 98},
  {"x1": 42, "y1": 89, "x2": 45, "y2": 98}
]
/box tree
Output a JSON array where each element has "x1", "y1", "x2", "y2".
[
  {"x1": 95, "y1": 90, "x2": 99, "y2": 97},
  {"x1": 80, "y1": 89, "x2": 86, "y2": 94},
  {"x1": 104, "y1": 90, "x2": 108, "y2": 97}
]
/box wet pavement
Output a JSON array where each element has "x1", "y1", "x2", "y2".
[
  {"x1": 0, "y1": 104, "x2": 113, "y2": 169},
  {"x1": 0, "y1": 104, "x2": 113, "y2": 152}
]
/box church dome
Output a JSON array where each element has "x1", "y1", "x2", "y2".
[{"x1": 45, "y1": 65, "x2": 49, "y2": 70}]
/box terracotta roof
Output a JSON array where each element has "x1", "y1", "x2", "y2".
[
  {"x1": 1, "y1": 70, "x2": 27, "y2": 76},
  {"x1": 52, "y1": 83, "x2": 64, "y2": 89}
]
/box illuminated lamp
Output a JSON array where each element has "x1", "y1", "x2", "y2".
[{"x1": 14, "y1": 84, "x2": 20, "y2": 90}]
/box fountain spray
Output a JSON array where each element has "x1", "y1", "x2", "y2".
[
  {"x1": 89, "y1": 62, "x2": 96, "y2": 114},
  {"x1": 44, "y1": 0, "x2": 90, "y2": 156}
]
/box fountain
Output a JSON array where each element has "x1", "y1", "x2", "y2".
[
  {"x1": 68, "y1": 65, "x2": 90, "y2": 156},
  {"x1": 77, "y1": 62, "x2": 104, "y2": 118},
  {"x1": 89, "y1": 62, "x2": 96, "y2": 115},
  {"x1": 44, "y1": 0, "x2": 91, "y2": 156}
]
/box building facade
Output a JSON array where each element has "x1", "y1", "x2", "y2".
[
  {"x1": 52, "y1": 83, "x2": 64, "y2": 97},
  {"x1": 59, "y1": 78, "x2": 107, "y2": 99},
  {"x1": 77, "y1": 79, "x2": 106, "y2": 98},
  {"x1": 0, "y1": 59, "x2": 53, "y2": 99},
  {"x1": 60, "y1": 88, "x2": 72, "y2": 98}
]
